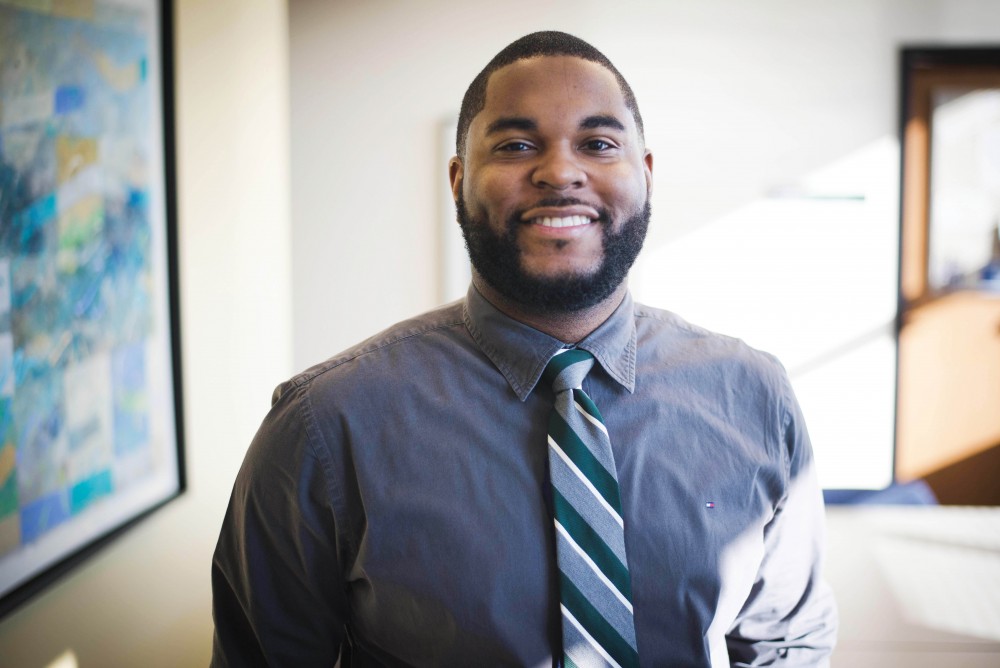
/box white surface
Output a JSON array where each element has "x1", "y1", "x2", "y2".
[{"x1": 826, "y1": 506, "x2": 1000, "y2": 666}]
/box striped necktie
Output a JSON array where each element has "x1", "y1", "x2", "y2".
[{"x1": 543, "y1": 349, "x2": 639, "y2": 668}]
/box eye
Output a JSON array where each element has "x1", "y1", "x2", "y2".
[
  {"x1": 497, "y1": 140, "x2": 534, "y2": 153},
  {"x1": 582, "y1": 138, "x2": 616, "y2": 152}
]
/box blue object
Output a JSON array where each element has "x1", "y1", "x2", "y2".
[
  {"x1": 54, "y1": 86, "x2": 85, "y2": 114},
  {"x1": 21, "y1": 491, "x2": 71, "y2": 543},
  {"x1": 823, "y1": 480, "x2": 938, "y2": 505}
]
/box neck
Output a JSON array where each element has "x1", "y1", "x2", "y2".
[{"x1": 472, "y1": 272, "x2": 628, "y2": 344}]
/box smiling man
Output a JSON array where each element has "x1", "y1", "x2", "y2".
[{"x1": 212, "y1": 32, "x2": 837, "y2": 667}]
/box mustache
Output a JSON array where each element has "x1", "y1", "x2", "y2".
[{"x1": 525, "y1": 197, "x2": 594, "y2": 209}]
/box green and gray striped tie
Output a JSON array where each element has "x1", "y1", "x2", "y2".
[{"x1": 544, "y1": 349, "x2": 639, "y2": 668}]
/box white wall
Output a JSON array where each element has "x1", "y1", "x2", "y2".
[
  {"x1": 289, "y1": 0, "x2": 1000, "y2": 491},
  {"x1": 0, "y1": 1, "x2": 292, "y2": 665}
]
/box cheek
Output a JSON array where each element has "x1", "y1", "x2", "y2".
[
  {"x1": 467, "y1": 171, "x2": 522, "y2": 214},
  {"x1": 602, "y1": 168, "x2": 648, "y2": 211}
]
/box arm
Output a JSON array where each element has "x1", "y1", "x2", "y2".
[
  {"x1": 725, "y1": 374, "x2": 838, "y2": 666},
  {"x1": 211, "y1": 381, "x2": 348, "y2": 667}
]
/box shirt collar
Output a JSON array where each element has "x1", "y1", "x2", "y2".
[{"x1": 463, "y1": 283, "x2": 637, "y2": 401}]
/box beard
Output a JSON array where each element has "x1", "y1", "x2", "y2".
[{"x1": 456, "y1": 193, "x2": 650, "y2": 314}]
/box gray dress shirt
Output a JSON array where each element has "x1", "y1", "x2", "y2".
[{"x1": 212, "y1": 286, "x2": 837, "y2": 667}]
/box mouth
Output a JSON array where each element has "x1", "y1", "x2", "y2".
[
  {"x1": 531, "y1": 215, "x2": 593, "y2": 228},
  {"x1": 520, "y1": 204, "x2": 601, "y2": 229}
]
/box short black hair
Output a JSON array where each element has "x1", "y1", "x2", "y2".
[{"x1": 455, "y1": 31, "x2": 644, "y2": 157}]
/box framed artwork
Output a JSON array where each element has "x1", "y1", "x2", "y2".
[{"x1": 0, "y1": 0, "x2": 183, "y2": 617}]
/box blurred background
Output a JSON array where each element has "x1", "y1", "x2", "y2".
[{"x1": 0, "y1": 0, "x2": 998, "y2": 665}]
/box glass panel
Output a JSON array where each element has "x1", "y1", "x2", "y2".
[{"x1": 928, "y1": 86, "x2": 1000, "y2": 291}]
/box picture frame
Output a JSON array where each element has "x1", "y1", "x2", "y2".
[{"x1": 0, "y1": 0, "x2": 184, "y2": 617}]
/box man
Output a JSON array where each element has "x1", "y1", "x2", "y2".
[{"x1": 212, "y1": 31, "x2": 837, "y2": 667}]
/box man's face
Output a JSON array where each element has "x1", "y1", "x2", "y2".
[{"x1": 451, "y1": 55, "x2": 653, "y2": 313}]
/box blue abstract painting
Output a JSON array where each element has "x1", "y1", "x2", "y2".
[{"x1": 0, "y1": 0, "x2": 181, "y2": 610}]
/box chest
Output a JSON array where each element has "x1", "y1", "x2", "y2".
[{"x1": 332, "y1": 380, "x2": 781, "y2": 665}]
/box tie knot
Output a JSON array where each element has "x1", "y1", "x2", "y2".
[{"x1": 543, "y1": 349, "x2": 595, "y2": 393}]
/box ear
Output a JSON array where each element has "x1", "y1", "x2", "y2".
[
  {"x1": 642, "y1": 149, "x2": 653, "y2": 197},
  {"x1": 448, "y1": 156, "x2": 464, "y2": 204}
]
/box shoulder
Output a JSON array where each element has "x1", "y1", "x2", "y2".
[
  {"x1": 632, "y1": 301, "x2": 804, "y2": 476},
  {"x1": 273, "y1": 299, "x2": 469, "y2": 403},
  {"x1": 632, "y1": 301, "x2": 789, "y2": 390}
]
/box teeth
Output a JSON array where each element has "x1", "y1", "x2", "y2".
[{"x1": 533, "y1": 215, "x2": 591, "y2": 228}]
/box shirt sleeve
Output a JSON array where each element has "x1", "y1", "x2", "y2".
[
  {"x1": 725, "y1": 371, "x2": 839, "y2": 666},
  {"x1": 211, "y1": 381, "x2": 348, "y2": 667}
]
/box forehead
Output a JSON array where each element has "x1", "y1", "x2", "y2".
[{"x1": 477, "y1": 55, "x2": 632, "y2": 130}]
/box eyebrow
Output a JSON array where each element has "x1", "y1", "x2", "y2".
[
  {"x1": 579, "y1": 114, "x2": 626, "y2": 132},
  {"x1": 485, "y1": 117, "x2": 537, "y2": 135},
  {"x1": 485, "y1": 114, "x2": 626, "y2": 136}
]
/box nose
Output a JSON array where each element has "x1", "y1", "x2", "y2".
[{"x1": 531, "y1": 145, "x2": 586, "y2": 190}]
